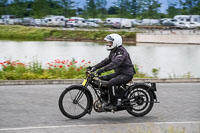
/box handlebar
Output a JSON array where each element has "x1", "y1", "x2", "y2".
[{"x1": 86, "y1": 70, "x2": 99, "y2": 78}]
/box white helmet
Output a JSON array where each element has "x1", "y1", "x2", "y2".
[{"x1": 104, "y1": 33, "x2": 122, "y2": 50}]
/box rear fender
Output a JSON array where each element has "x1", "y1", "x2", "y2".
[
  {"x1": 149, "y1": 83, "x2": 158, "y2": 102},
  {"x1": 126, "y1": 83, "x2": 157, "y2": 102}
]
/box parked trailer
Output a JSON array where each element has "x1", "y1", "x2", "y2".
[
  {"x1": 66, "y1": 19, "x2": 87, "y2": 28},
  {"x1": 112, "y1": 19, "x2": 132, "y2": 28},
  {"x1": 173, "y1": 15, "x2": 200, "y2": 28},
  {"x1": 35, "y1": 19, "x2": 48, "y2": 26},
  {"x1": 1, "y1": 15, "x2": 15, "y2": 19},
  {"x1": 22, "y1": 18, "x2": 35, "y2": 26},
  {"x1": 174, "y1": 15, "x2": 200, "y2": 23},
  {"x1": 1, "y1": 15, "x2": 16, "y2": 25},
  {"x1": 130, "y1": 19, "x2": 142, "y2": 26},
  {"x1": 3, "y1": 19, "x2": 16, "y2": 25},
  {"x1": 86, "y1": 22, "x2": 99, "y2": 27},
  {"x1": 106, "y1": 18, "x2": 132, "y2": 28},
  {"x1": 35, "y1": 19, "x2": 42, "y2": 26},
  {"x1": 13, "y1": 18, "x2": 23, "y2": 25},
  {"x1": 45, "y1": 16, "x2": 67, "y2": 27},
  {"x1": 0, "y1": 19, "x2": 4, "y2": 24},
  {"x1": 106, "y1": 18, "x2": 122, "y2": 24}
]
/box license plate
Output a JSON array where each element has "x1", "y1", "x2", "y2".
[{"x1": 82, "y1": 79, "x2": 87, "y2": 86}]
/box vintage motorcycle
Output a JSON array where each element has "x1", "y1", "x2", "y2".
[{"x1": 59, "y1": 70, "x2": 158, "y2": 119}]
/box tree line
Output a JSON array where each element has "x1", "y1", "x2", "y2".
[{"x1": 0, "y1": 0, "x2": 200, "y2": 19}]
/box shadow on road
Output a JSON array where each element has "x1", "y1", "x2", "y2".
[{"x1": 60, "y1": 114, "x2": 159, "y2": 125}]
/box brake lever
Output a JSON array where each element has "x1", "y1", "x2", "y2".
[{"x1": 86, "y1": 70, "x2": 100, "y2": 78}]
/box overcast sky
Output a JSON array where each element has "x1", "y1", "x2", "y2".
[{"x1": 75, "y1": 0, "x2": 170, "y2": 13}]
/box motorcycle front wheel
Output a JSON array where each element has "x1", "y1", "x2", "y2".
[{"x1": 59, "y1": 85, "x2": 91, "y2": 119}]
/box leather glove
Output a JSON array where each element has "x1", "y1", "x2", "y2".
[
  {"x1": 91, "y1": 67, "x2": 97, "y2": 72},
  {"x1": 87, "y1": 66, "x2": 92, "y2": 71},
  {"x1": 97, "y1": 69, "x2": 104, "y2": 75},
  {"x1": 87, "y1": 66, "x2": 96, "y2": 72}
]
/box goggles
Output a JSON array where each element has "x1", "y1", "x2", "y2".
[{"x1": 105, "y1": 35, "x2": 114, "y2": 42}]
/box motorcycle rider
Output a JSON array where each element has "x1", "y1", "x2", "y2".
[{"x1": 89, "y1": 33, "x2": 136, "y2": 110}]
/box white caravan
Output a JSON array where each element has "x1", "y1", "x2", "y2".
[
  {"x1": 173, "y1": 15, "x2": 200, "y2": 28},
  {"x1": 45, "y1": 16, "x2": 67, "y2": 26},
  {"x1": 174, "y1": 15, "x2": 200, "y2": 23},
  {"x1": 106, "y1": 18, "x2": 122, "y2": 24},
  {"x1": 13, "y1": 18, "x2": 23, "y2": 25},
  {"x1": 22, "y1": 17, "x2": 35, "y2": 26},
  {"x1": 66, "y1": 17, "x2": 86, "y2": 27},
  {"x1": 0, "y1": 19, "x2": 4, "y2": 24},
  {"x1": 1, "y1": 15, "x2": 16, "y2": 25},
  {"x1": 3, "y1": 19, "x2": 15, "y2": 25},
  {"x1": 35, "y1": 19, "x2": 48, "y2": 26},
  {"x1": 106, "y1": 18, "x2": 132, "y2": 28},
  {"x1": 86, "y1": 22, "x2": 99, "y2": 27},
  {"x1": 66, "y1": 19, "x2": 87, "y2": 27},
  {"x1": 1, "y1": 15, "x2": 15, "y2": 19},
  {"x1": 130, "y1": 19, "x2": 142, "y2": 26}
]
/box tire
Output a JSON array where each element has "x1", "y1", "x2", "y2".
[
  {"x1": 126, "y1": 85, "x2": 154, "y2": 117},
  {"x1": 59, "y1": 85, "x2": 91, "y2": 119}
]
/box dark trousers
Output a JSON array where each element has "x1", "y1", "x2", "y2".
[{"x1": 100, "y1": 73, "x2": 133, "y2": 106}]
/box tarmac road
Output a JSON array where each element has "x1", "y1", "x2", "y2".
[{"x1": 0, "y1": 83, "x2": 200, "y2": 133}]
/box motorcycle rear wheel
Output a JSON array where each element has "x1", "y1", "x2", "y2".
[{"x1": 126, "y1": 85, "x2": 154, "y2": 117}]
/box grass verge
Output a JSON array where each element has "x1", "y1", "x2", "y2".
[{"x1": 0, "y1": 25, "x2": 136, "y2": 43}]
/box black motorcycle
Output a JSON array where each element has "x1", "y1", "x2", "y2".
[{"x1": 59, "y1": 70, "x2": 158, "y2": 119}]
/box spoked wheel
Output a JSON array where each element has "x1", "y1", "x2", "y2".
[
  {"x1": 59, "y1": 86, "x2": 91, "y2": 119},
  {"x1": 126, "y1": 85, "x2": 154, "y2": 117}
]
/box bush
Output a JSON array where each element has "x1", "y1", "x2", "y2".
[
  {"x1": 152, "y1": 68, "x2": 160, "y2": 78},
  {"x1": 0, "y1": 59, "x2": 150, "y2": 80},
  {"x1": 22, "y1": 72, "x2": 39, "y2": 80}
]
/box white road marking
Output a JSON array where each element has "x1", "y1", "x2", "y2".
[{"x1": 0, "y1": 121, "x2": 199, "y2": 131}]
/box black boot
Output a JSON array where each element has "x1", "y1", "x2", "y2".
[
  {"x1": 104, "y1": 86, "x2": 117, "y2": 111},
  {"x1": 104, "y1": 104, "x2": 116, "y2": 111},
  {"x1": 101, "y1": 90, "x2": 108, "y2": 102}
]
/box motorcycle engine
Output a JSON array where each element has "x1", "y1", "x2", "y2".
[{"x1": 93, "y1": 99, "x2": 104, "y2": 112}]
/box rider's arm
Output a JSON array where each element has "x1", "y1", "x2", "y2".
[
  {"x1": 100, "y1": 50, "x2": 126, "y2": 73},
  {"x1": 94, "y1": 57, "x2": 111, "y2": 69}
]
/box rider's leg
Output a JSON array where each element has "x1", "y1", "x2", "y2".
[
  {"x1": 104, "y1": 74, "x2": 133, "y2": 110},
  {"x1": 100, "y1": 73, "x2": 117, "y2": 103},
  {"x1": 99, "y1": 73, "x2": 117, "y2": 81}
]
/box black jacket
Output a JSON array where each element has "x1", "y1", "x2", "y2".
[{"x1": 94, "y1": 46, "x2": 136, "y2": 76}]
